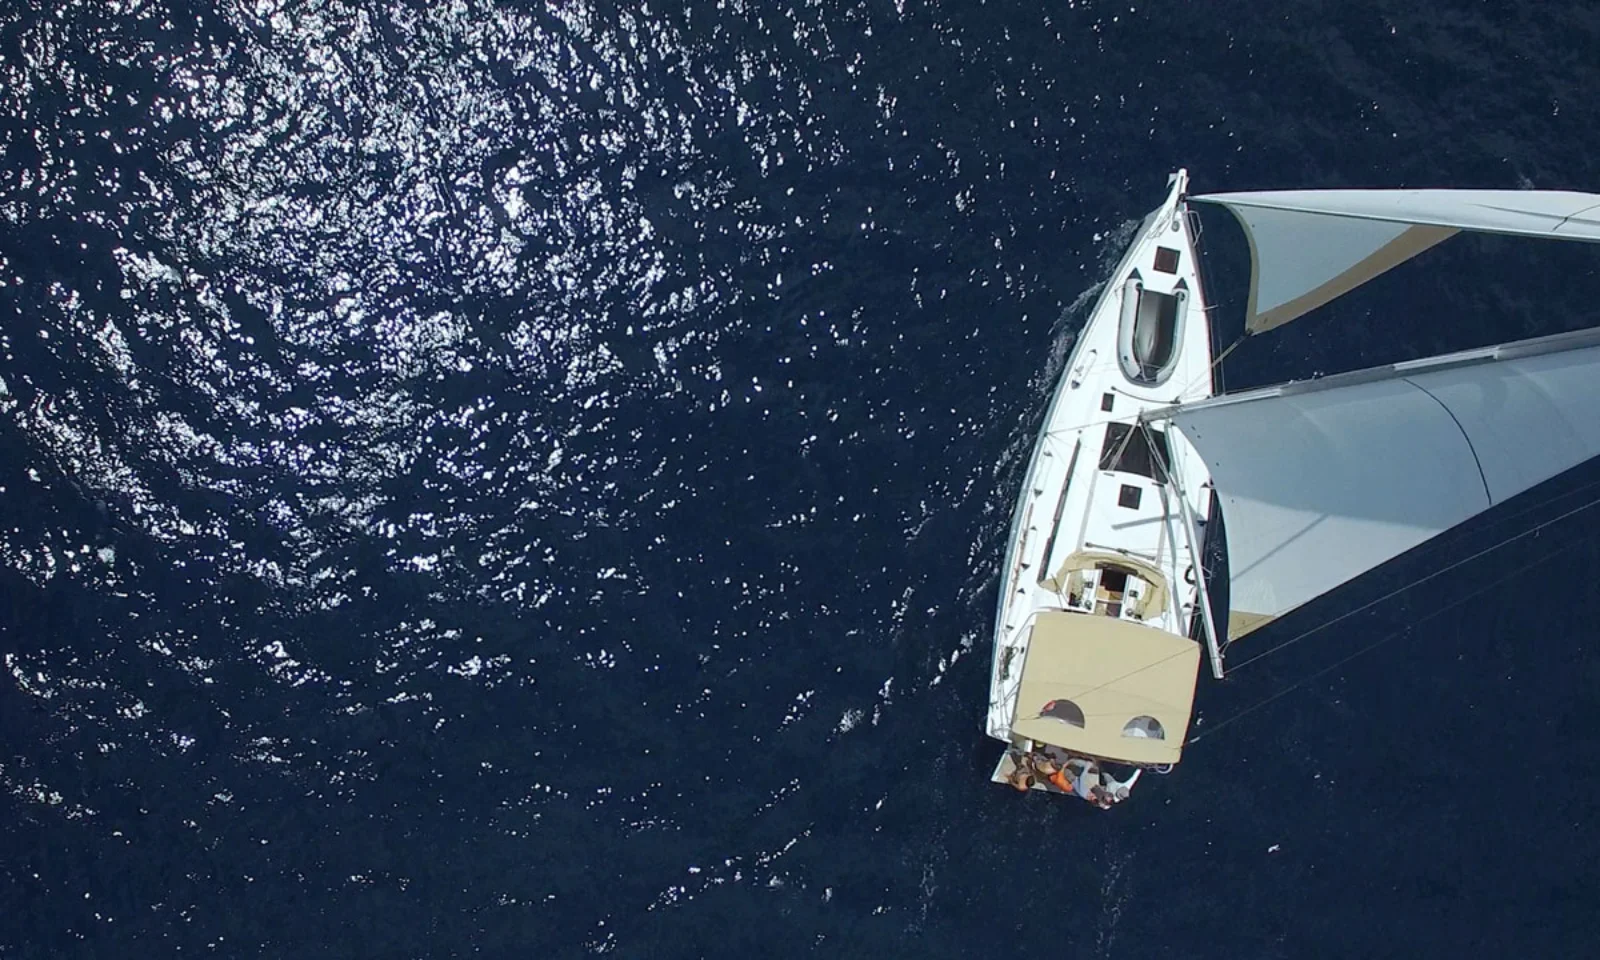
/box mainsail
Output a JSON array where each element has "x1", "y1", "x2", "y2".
[
  {"x1": 1151, "y1": 325, "x2": 1600, "y2": 640},
  {"x1": 1193, "y1": 189, "x2": 1600, "y2": 332}
]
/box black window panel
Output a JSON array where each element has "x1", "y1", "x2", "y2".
[{"x1": 1099, "y1": 422, "x2": 1171, "y2": 480}]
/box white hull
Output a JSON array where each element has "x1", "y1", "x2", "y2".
[{"x1": 987, "y1": 172, "x2": 1217, "y2": 792}]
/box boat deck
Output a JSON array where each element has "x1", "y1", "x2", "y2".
[{"x1": 986, "y1": 171, "x2": 1218, "y2": 775}]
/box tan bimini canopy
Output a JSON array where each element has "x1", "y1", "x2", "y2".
[{"x1": 1011, "y1": 611, "x2": 1200, "y2": 766}]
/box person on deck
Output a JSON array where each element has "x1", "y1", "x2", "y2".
[
  {"x1": 1007, "y1": 751, "x2": 1035, "y2": 792},
  {"x1": 1072, "y1": 759, "x2": 1098, "y2": 798}
]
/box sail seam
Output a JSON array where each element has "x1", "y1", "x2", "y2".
[
  {"x1": 1403, "y1": 377, "x2": 1492, "y2": 506},
  {"x1": 1555, "y1": 200, "x2": 1600, "y2": 232}
]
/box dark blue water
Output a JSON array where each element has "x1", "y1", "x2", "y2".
[{"x1": 3, "y1": 1, "x2": 1599, "y2": 956}]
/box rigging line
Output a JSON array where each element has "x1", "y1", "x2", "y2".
[
  {"x1": 1223, "y1": 488, "x2": 1600, "y2": 675},
  {"x1": 1045, "y1": 328, "x2": 1240, "y2": 444},
  {"x1": 1172, "y1": 332, "x2": 1250, "y2": 404},
  {"x1": 1188, "y1": 532, "x2": 1586, "y2": 746},
  {"x1": 1103, "y1": 412, "x2": 1142, "y2": 472},
  {"x1": 1214, "y1": 476, "x2": 1600, "y2": 652},
  {"x1": 1430, "y1": 471, "x2": 1600, "y2": 549},
  {"x1": 1044, "y1": 411, "x2": 1128, "y2": 441},
  {"x1": 1005, "y1": 612, "x2": 1199, "y2": 716},
  {"x1": 1401, "y1": 470, "x2": 1600, "y2": 569},
  {"x1": 1013, "y1": 644, "x2": 1199, "y2": 722},
  {"x1": 1043, "y1": 387, "x2": 1175, "y2": 441}
]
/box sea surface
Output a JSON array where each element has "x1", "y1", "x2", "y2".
[{"x1": 3, "y1": 1, "x2": 1600, "y2": 957}]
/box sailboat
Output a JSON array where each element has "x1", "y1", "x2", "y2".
[{"x1": 986, "y1": 169, "x2": 1600, "y2": 806}]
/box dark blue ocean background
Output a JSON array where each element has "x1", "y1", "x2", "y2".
[{"x1": 3, "y1": 0, "x2": 1600, "y2": 956}]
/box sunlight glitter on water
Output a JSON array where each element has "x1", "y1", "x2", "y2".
[{"x1": 0, "y1": 0, "x2": 1113, "y2": 950}]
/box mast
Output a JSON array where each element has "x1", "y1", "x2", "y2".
[
  {"x1": 1159, "y1": 427, "x2": 1225, "y2": 679},
  {"x1": 1160, "y1": 187, "x2": 1225, "y2": 679}
]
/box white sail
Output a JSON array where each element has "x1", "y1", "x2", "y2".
[
  {"x1": 1193, "y1": 189, "x2": 1600, "y2": 332},
  {"x1": 1155, "y1": 326, "x2": 1600, "y2": 639}
]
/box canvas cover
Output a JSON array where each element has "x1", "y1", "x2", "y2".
[{"x1": 1012, "y1": 611, "x2": 1200, "y2": 765}]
